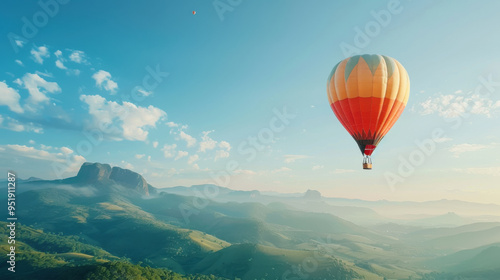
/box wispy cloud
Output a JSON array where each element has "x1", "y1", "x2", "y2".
[
  {"x1": 434, "y1": 137, "x2": 453, "y2": 143},
  {"x1": 234, "y1": 169, "x2": 257, "y2": 175},
  {"x1": 136, "y1": 87, "x2": 152, "y2": 97},
  {"x1": 0, "y1": 144, "x2": 85, "y2": 174},
  {"x1": 0, "y1": 115, "x2": 43, "y2": 133},
  {"x1": 332, "y1": 169, "x2": 355, "y2": 174},
  {"x1": 312, "y1": 165, "x2": 324, "y2": 170},
  {"x1": 284, "y1": 154, "x2": 309, "y2": 163},
  {"x1": 454, "y1": 166, "x2": 500, "y2": 176},
  {"x1": 272, "y1": 167, "x2": 291, "y2": 173},
  {"x1": 449, "y1": 143, "x2": 488, "y2": 157}
]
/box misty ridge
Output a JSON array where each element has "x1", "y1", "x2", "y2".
[{"x1": 1, "y1": 162, "x2": 500, "y2": 280}]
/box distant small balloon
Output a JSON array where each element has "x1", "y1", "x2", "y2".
[{"x1": 192, "y1": 11, "x2": 196, "y2": 15}]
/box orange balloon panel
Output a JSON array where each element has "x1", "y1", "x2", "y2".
[{"x1": 327, "y1": 55, "x2": 410, "y2": 156}]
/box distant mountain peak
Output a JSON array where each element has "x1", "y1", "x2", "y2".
[
  {"x1": 75, "y1": 162, "x2": 152, "y2": 196},
  {"x1": 109, "y1": 165, "x2": 150, "y2": 196},
  {"x1": 303, "y1": 189, "x2": 322, "y2": 200},
  {"x1": 76, "y1": 162, "x2": 112, "y2": 183},
  {"x1": 25, "y1": 176, "x2": 43, "y2": 182}
]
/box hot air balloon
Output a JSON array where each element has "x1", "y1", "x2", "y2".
[
  {"x1": 327, "y1": 54, "x2": 410, "y2": 170},
  {"x1": 192, "y1": 11, "x2": 196, "y2": 15}
]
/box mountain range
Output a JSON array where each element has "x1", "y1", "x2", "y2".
[{"x1": 1, "y1": 162, "x2": 499, "y2": 280}]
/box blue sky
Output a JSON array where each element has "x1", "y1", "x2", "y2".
[{"x1": 1, "y1": 0, "x2": 500, "y2": 203}]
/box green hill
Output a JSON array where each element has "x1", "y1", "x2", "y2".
[
  {"x1": 191, "y1": 243, "x2": 360, "y2": 280},
  {"x1": 427, "y1": 226, "x2": 500, "y2": 251}
]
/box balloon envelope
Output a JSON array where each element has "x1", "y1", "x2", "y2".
[{"x1": 327, "y1": 54, "x2": 410, "y2": 166}]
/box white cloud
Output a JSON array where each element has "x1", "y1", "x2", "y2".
[
  {"x1": 272, "y1": 167, "x2": 291, "y2": 173},
  {"x1": 434, "y1": 137, "x2": 453, "y2": 143},
  {"x1": 234, "y1": 169, "x2": 257, "y2": 175},
  {"x1": 449, "y1": 143, "x2": 487, "y2": 157},
  {"x1": 69, "y1": 50, "x2": 86, "y2": 63},
  {"x1": 187, "y1": 154, "x2": 199, "y2": 165},
  {"x1": 332, "y1": 169, "x2": 355, "y2": 174},
  {"x1": 92, "y1": 70, "x2": 118, "y2": 94},
  {"x1": 136, "y1": 87, "x2": 152, "y2": 97},
  {"x1": 0, "y1": 144, "x2": 86, "y2": 175},
  {"x1": 40, "y1": 144, "x2": 53, "y2": 150},
  {"x1": 120, "y1": 160, "x2": 134, "y2": 170},
  {"x1": 180, "y1": 131, "x2": 197, "y2": 147},
  {"x1": 152, "y1": 141, "x2": 158, "y2": 148},
  {"x1": 162, "y1": 144, "x2": 177, "y2": 158},
  {"x1": 15, "y1": 40, "x2": 25, "y2": 48},
  {"x1": 284, "y1": 154, "x2": 309, "y2": 163},
  {"x1": 135, "y1": 154, "x2": 145, "y2": 159},
  {"x1": 60, "y1": 147, "x2": 73, "y2": 154},
  {"x1": 0, "y1": 81, "x2": 24, "y2": 113},
  {"x1": 80, "y1": 94, "x2": 166, "y2": 141},
  {"x1": 419, "y1": 92, "x2": 500, "y2": 118},
  {"x1": 312, "y1": 165, "x2": 324, "y2": 170},
  {"x1": 54, "y1": 50, "x2": 62, "y2": 57},
  {"x1": 15, "y1": 60, "x2": 23, "y2": 66},
  {"x1": 213, "y1": 140, "x2": 231, "y2": 161},
  {"x1": 219, "y1": 141, "x2": 231, "y2": 151},
  {"x1": 31, "y1": 46, "x2": 49, "y2": 64},
  {"x1": 175, "y1": 150, "x2": 188, "y2": 160},
  {"x1": 454, "y1": 90, "x2": 463, "y2": 94},
  {"x1": 166, "y1": 121, "x2": 179, "y2": 128},
  {"x1": 455, "y1": 166, "x2": 500, "y2": 176},
  {"x1": 214, "y1": 150, "x2": 230, "y2": 161},
  {"x1": 55, "y1": 60, "x2": 67, "y2": 70},
  {"x1": 29, "y1": 140, "x2": 35, "y2": 144},
  {"x1": 199, "y1": 131, "x2": 217, "y2": 152},
  {"x1": 167, "y1": 168, "x2": 179, "y2": 177},
  {"x1": 35, "y1": 70, "x2": 53, "y2": 78},
  {"x1": 0, "y1": 116, "x2": 43, "y2": 133},
  {"x1": 13, "y1": 79, "x2": 22, "y2": 86},
  {"x1": 22, "y1": 73, "x2": 61, "y2": 106}
]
